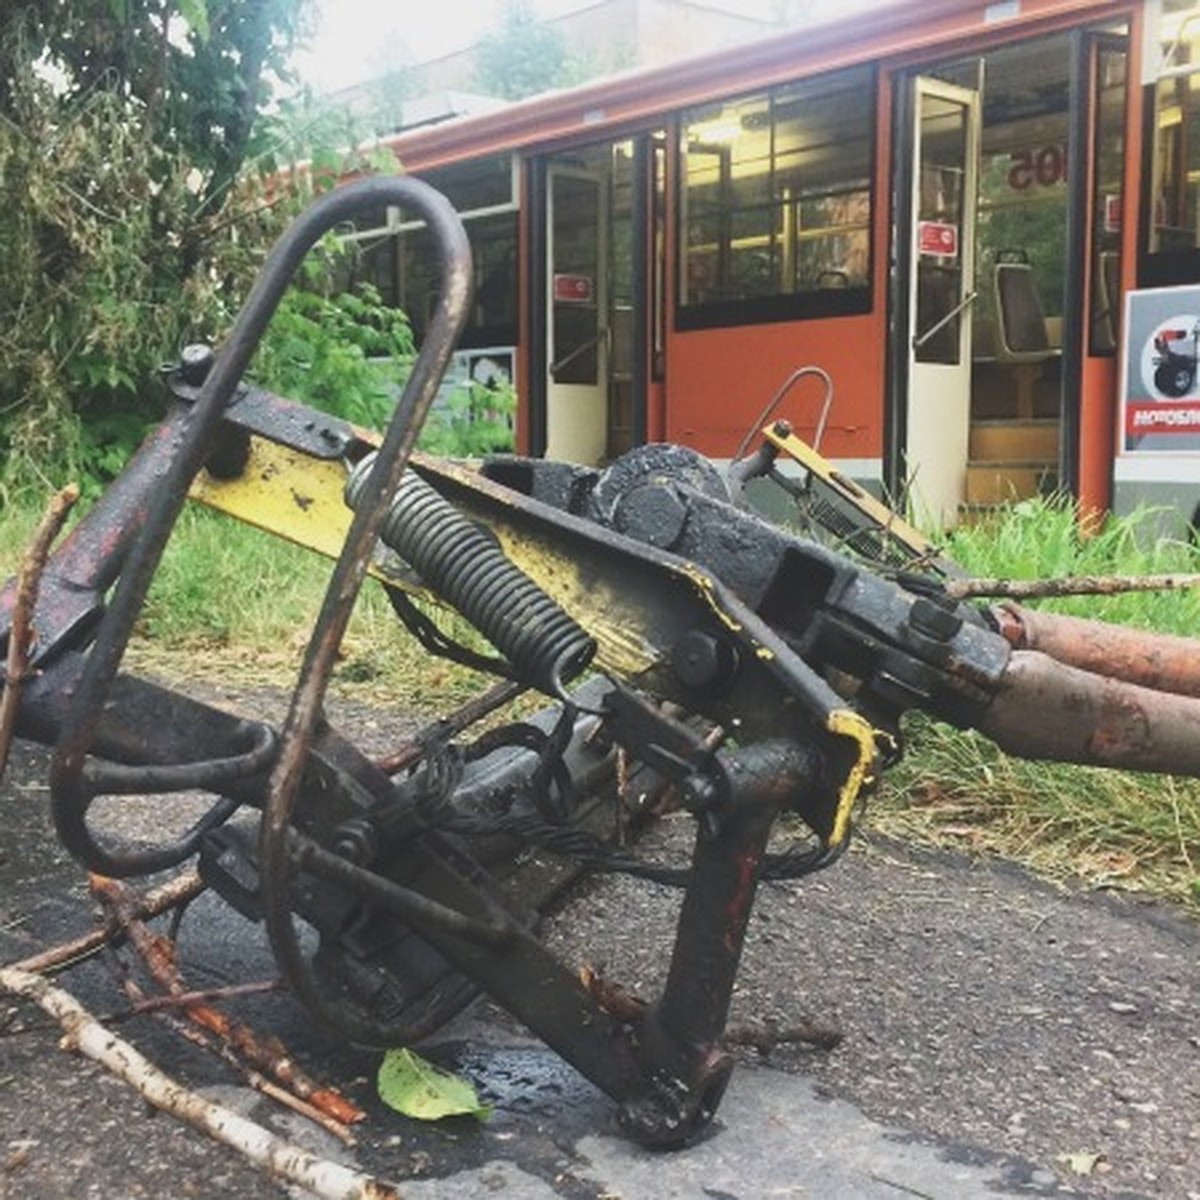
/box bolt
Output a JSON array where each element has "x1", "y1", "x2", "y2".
[
  {"x1": 680, "y1": 772, "x2": 718, "y2": 811},
  {"x1": 672, "y1": 630, "x2": 738, "y2": 694},
  {"x1": 179, "y1": 343, "x2": 215, "y2": 386},
  {"x1": 909, "y1": 596, "x2": 963, "y2": 641}
]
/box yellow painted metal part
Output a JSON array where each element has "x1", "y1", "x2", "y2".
[
  {"x1": 825, "y1": 709, "x2": 878, "y2": 848},
  {"x1": 187, "y1": 435, "x2": 430, "y2": 596},
  {"x1": 190, "y1": 438, "x2": 354, "y2": 559},
  {"x1": 190, "y1": 435, "x2": 879, "y2": 842},
  {"x1": 763, "y1": 424, "x2": 937, "y2": 561}
]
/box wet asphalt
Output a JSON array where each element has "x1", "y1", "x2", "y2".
[{"x1": 2, "y1": 732, "x2": 1198, "y2": 1199}]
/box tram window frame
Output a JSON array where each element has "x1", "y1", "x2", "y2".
[
  {"x1": 338, "y1": 155, "x2": 520, "y2": 349},
  {"x1": 676, "y1": 64, "x2": 876, "y2": 331},
  {"x1": 1142, "y1": 4, "x2": 1200, "y2": 287}
]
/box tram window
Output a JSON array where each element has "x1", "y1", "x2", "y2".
[
  {"x1": 348, "y1": 211, "x2": 518, "y2": 348},
  {"x1": 1145, "y1": 2, "x2": 1200, "y2": 283},
  {"x1": 338, "y1": 156, "x2": 519, "y2": 348},
  {"x1": 421, "y1": 156, "x2": 517, "y2": 212},
  {"x1": 678, "y1": 65, "x2": 874, "y2": 328}
]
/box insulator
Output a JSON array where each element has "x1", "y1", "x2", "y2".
[{"x1": 346, "y1": 454, "x2": 595, "y2": 696}]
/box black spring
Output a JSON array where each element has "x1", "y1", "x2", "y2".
[{"x1": 346, "y1": 454, "x2": 596, "y2": 696}]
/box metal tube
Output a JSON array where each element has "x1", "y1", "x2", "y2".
[
  {"x1": 993, "y1": 603, "x2": 1200, "y2": 700},
  {"x1": 980, "y1": 649, "x2": 1200, "y2": 775}
]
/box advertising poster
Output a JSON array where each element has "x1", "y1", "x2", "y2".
[
  {"x1": 436, "y1": 346, "x2": 516, "y2": 404},
  {"x1": 1122, "y1": 285, "x2": 1200, "y2": 452}
]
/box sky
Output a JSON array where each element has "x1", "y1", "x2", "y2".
[
  {"x1": 294, "y1": 0, "x2": 791, "y2": 94},
  {"x1": 295, "y1": 0, "x2": 592, "y2": 93}
]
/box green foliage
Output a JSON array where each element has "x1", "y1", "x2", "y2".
[
  {"x1": 473, "y1": 0, "x2": 606, "y2": 100},
  {"x1": 419, "y1": 380, "x2": 517, "y2": 457},
  {"x1": 0, "y1": 0, "x2": 323, "y2": 499},
  {"x1": 0, "y1": 1, "x2": 313, "y2": 204},
  {"x1": 248, "y1": 248, "x2": 514, "y2": 454},
  {"x1": 251, "y1": 245, "x2": 417, "y2": 431}
]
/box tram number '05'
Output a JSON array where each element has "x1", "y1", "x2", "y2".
[{"x1": 1008, "y1": 145, "x2": 1067, "y2": 190}]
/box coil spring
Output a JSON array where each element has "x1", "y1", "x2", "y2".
[{"x1": 346, "y1": 454, "x2": 596, "y2": 696}]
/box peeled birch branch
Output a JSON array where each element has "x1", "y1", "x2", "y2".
[{"x1": 0, "y1": 967, "x2": 398, "y2": 1200}]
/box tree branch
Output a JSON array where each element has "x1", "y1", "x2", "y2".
[
  {"x1": 0, "y1": 483, "x2": 79, "y2": 780},
  {"x1": 0, "y1": 967, "x2": 398, "y2": 1199},
  {"x1": 7, "y1": 868, "x2": 206, "y2": 975}
]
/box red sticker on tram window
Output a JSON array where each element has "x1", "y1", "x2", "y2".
[
  {"x1": 918, "y1": 221, "x2": 958, "y2": 259},
  {"x1": 553, "y1": 274, "x2": 593, "y2": 302}
]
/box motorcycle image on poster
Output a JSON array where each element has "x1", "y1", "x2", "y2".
[{"x1": 1123, "y1": 284, "x2": 1200, "y2": 451}]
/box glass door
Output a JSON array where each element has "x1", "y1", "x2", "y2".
[
  {"x1": 905, "y1": 76, "x2": 981, "y2": 527},
  {"x1": 546, "y1": 167, "x2": 608, "y2": 463}
]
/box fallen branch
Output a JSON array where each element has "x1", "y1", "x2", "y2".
[
  {"x1": 0, "y1": 967, "x2": 397, "y2": 1199},
  {"x1": 725, "y1": 1017, "x2": 843, "y2": 1053},
  {"x1": 90, "y1": 874, "x2": 366, "y2": 1127},
  {"x1": 7, "y1": 868, "x2": 206, "y2": 975},
  {"x1": 943, "y1": 571, "x2": 1200, "y2": 601},
  {"x1": 118, "y1": 978, "x2": 281, "y2": 1018},
  {"x1": 111, "y1": 968, "x2": 355, "y2": 1148},
  {"x1": 0, "y1": 483, "x2": 80, "y2": 779}
]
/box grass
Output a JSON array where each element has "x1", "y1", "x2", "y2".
[
  {"x1": 3, "y1": 487, "x2": 1199, "y2": 909},
  {"x1": 876, "y1": 496, "x2": 1200, "y2": 908},
  {"x1": 1, "y1": 498, "x2": 483, "y2": 716}
]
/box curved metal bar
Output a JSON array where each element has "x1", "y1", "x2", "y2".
[
  {"x1": 49, "y1": 177, "x2": 469, "y2": 882},
  {"x1": 52, "y1": 721, "x2": 276, "y2": 878},
  {"x1": 256, "y1": 177, "x2": 474, "y2": 1045}
]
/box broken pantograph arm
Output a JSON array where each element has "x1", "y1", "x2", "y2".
[{"x1": 4, "y1": 176, "x2": 1200, "y2": 1152}]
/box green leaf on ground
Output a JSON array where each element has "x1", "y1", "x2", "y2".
[
  {"x1": 1059, "y1": 1151, "x2": 1103, "y2": 1176},
  {"x1": 377, "y1": 1048, "x2": 491, "y2": 1122}
]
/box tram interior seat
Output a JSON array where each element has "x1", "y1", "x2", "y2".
[
  {"x1": 1091, "y1": 249, "x2": 1120, "y2": 353},
  {"x1": 993, "y1": 254, "x2": 1055, "y2": 361},
  {"x1": 981, "y1": 251, "x2": 1059, "y2": 420}
]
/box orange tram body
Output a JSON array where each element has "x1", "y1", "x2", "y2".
[{"x1": 345, "y1": 0, "x2": 1200, "y2": 532}]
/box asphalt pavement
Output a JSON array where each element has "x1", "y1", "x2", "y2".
[{"x1": 2, "y1": 732, "x2": 1197, "y2": 1199}]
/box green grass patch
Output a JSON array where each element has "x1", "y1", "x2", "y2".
[
  {"x1": 878, "y1": 496, "x2": 1200, "y2": 907},
  {"x1": 944, "y1": 495, "x2": 1200, "y2": 633},
  {"x1": 1, "y1": 496, "x2": 483, "y2": 717}
]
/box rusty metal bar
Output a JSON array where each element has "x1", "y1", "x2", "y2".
[
  {"x1": 979, "y1": 649, "x2": 1200, "y2": 774},
  {"x1": 619, "y1": 738, "x2": 821, "y2": 1147},
  {"x1": 992, "y1": 604, "x2": 1200, "y2": 700},
  {"x1": 47, "y1": 177, "x2": 469, "y2": 882},
  {"x1": 256, "y1": 177, "x2": 474, "y2": 1047}
]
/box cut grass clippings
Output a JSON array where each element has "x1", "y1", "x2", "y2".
[{"x1": 878, "y1": 713, "x2": 1200, "y2": 908}]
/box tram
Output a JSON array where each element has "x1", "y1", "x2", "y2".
[{"x1": 341, "y1": 0, "x2": 1200, "y2": 531}]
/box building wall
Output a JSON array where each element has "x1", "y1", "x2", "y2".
[{"x1": 408, "y1": 0, "x2": 779, "y2": 96}]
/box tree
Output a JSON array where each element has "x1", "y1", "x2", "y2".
[
  {"x1": 473, "y1": 0, "x2": 578, "y2": 101},
  {"x1": 0, "y1": 1, "x2": 320, "y2": 495}
]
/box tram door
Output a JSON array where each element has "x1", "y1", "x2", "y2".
[
  {"x1": 904, "y1": 77, "x2": 981, "y2": 526},
  {"x1": 546, "y1": 166, "x2": 608, "y2": 462}
]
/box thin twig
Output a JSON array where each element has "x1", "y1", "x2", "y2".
[
  {"x1": 725, "y1": 1018, "x2": 843, "y2": 1052},
  {"x1": 0, "y1": 967, "x2": 395, "y2": 1199},
  {"x1": 7, "y1": 868, "x2": 206, "y2": 975},
  {"x1": 0, "y1": 483, "x2": 80, "y2": 779},
  {"x1": 107, "y1": 964, "x2": 355, "y2": 1147},
  {"x1": 90, "y1": 874, "x2": 366, "y2": 1127},
  {"x1": 943, "y1": 571, "x2": 1200, "y2": 600},
  {"x1": 115, "y1": 978, "x2": 282, "y2": 1018}
]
